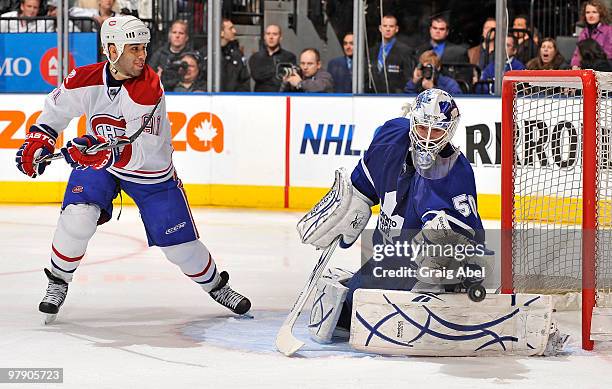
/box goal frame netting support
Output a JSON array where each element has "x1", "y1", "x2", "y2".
[{"x1": 501, "y1": 70, "x2": 601, "y2": 351}]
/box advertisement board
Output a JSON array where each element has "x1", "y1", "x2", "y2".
[
  {"x1": 0, "y1": 33, "x2": 97, "y2": 92},
  {"x1": 0, "y1": 93, "x2": 503, "y2": 215}
]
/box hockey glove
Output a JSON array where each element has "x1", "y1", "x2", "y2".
[
  {"x1": 61, "y1": 134, "x2": 125, "y2": 170},
  {"x1": 16, "y1": 125, "x2": 58, "y2": 178}
]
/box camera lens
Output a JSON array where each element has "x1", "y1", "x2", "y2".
[{"x1": 422, "y1": 65, "x2": 434, "y2": 80}]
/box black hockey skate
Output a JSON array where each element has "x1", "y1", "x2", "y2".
[
  {"x1": 209, "y1": 271, "x2": 251, "y2": 315},
  {"x1": 39, "y1": 268, "x2": 68, "y2": 324}
]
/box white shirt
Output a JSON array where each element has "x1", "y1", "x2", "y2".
[{"x1": 0, "y1": 11, "x2": 48, "y2": 33}]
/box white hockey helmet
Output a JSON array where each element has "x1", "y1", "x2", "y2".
[
  {"x1": 409, "y1": 88, "x2": 461, "y2": 169},
  {"x1": 100, "y1": 16, "x2": 150, "y2": 64}
]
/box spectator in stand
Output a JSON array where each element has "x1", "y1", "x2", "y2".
[
  {"x1": 148, "y1": 19, "x2": 192, "y2": 78},
  {"x1": 0, "y1": 0, "x2": 18, "y2": 14},
  {"x1": 526, "y1": 38, "x2": 570, "y2": 70},
  {"x1": 45, "y1": 0, "x2": 79, "y2": 32},
  {"x1": 220, "y1": 18, "x2": 250, "y2": 91},
  {"x1": 476, "y1": 35, "x2": 525, "y2": 95},
  {"x1": 327, "y1": 32, "x2": 353, "y2": 93},
  {"x1": 570, "y1": 0, "x2": 611, "y2": 69},
  {"x1": 281, "y1": 48, "x2": 334, "y2": 93},
  {"x1": 512, "y1": 15, "x2": 539, "y2": 65},
  {"x1": 468, "y1": 18, "x2": 496, "y2": 72},
  {"x1": 0, "y1": 0, "x2": 46, "y2": 32},
  {"x1": 248, "y1": 24, "x2": 296, "y2": 92},
  {"x1": 415, "y1": 15, "x2": 470, "y2": 83},
  {"x1": 367, "y1": 14, "x2": 415, "y2": 94},
  {"x1": 404, "y1": 50, "x2": 462, "y2": 95},
  {"x1": 76, "y1": 0, "x2": 98, "y2": 9},
  {"x1": 114, "y1": 0, "x2": 139, "y2": 17},
  {"x1": 575, "y1": 38, "x2": 612, "y2": 71},
  {"x1": 69, "y1": 0, "x2": 116, "y2": 32},
  {"x1": 166, "y1": 52, "x2": 207, "y2": 92}
]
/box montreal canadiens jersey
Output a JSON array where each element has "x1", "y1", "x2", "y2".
[
  {"x1": 37, "y1": 61, "x2": 173, "y2": 184},
  {"x1": 351, "y1": 117, "x2": 484, "y2": 244}
]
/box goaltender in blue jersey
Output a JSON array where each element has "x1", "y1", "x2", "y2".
[
  {"x1": 345, "y1": 94, "x2": 485, "y2": 307},
  {"x1": 296, "y1": 88, "x2": 487, "y2": 342},
  {"x1": 294, "y1": 88, "x2": 569, "y2": 356}
]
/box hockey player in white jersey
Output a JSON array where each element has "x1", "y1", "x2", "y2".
[
  {"x1": 15, "y1": 15, "x2": 251, "y2": 323},
  {"x1": 295, "y1": 89, "x2": 568, "y2": 356}
]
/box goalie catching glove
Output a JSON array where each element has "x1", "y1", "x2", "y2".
[
  {"x1": 61, "y1": 134, "x2": 128, "y2": 170},
  {"x1": 411, "y1": 210, "x2": 492, "y2": 286},
  {"x1": 297, "y1": 168, "x2": 373, "y2": 249}
]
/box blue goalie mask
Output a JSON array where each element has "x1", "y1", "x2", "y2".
[{"x1": 409, "y1": 89, "x2": 461, "y2": 170}]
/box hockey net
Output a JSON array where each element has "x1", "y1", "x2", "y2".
[{"x1": 501, "y1": 70, "x2": 612, "y2": 350}]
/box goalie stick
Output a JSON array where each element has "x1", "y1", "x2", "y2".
[
  {"x1": 275, "y1": 235, "x2": 341, "y2": 356},
  {"x1": 35, "y1": 98, "x2": 162, "y2": 164}
]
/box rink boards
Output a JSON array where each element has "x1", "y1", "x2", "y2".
[{"x1": 0, "y1": 94, "x2": 502, "y2": 218}]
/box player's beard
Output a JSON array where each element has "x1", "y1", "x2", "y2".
[
  {"x1": 113, "y1": 59, "x2": 144, "y2": 79},
  {"x1": 124, "y1": 59, "x2": 145, "y2": 78},
  {"x1": 128, "y1": 66, "x2": 144, "y2": 78}
]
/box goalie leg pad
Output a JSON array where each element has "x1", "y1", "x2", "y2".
[
  {"x1": 308, "y1": 268, "x2": 353, "y2": 343},
  {"x1": 50, "y1": 203, "x2": 100, "y2": 282},
  {"x1": 349, "y1": 289, "x2": 558, "y2": 356},
  {"x1": 297, "y1": 168, "x2": 373, "y2": 249}
]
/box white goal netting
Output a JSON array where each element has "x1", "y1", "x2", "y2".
[{"x1": 510, "y1": 71, "x2": 612, "y2": 305}]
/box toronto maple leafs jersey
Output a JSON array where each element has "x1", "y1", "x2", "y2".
[
  {"x1": 37, "y1": 62, "x2": 173, "y2": 184},
  {"x1": 351, "y1": 117, "x2": 484, "y2": 244}
]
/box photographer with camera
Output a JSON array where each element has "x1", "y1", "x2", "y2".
[
  {"x1": 248, "y1": 24, "x2": 297, "y2": 92},
  {"x1": 280, "y1": 48, "x2": 333, "y2": 93},
  {"x1": 164, "y1": 52, "x2": 206, "y2": 92},
  {"x1": 404, "y1": 50, "x2": 462, "y2": 95}
]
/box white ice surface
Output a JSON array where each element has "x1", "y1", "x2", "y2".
[{"x1": 1, "y1": 205, "x2": 611, "y2": 389}]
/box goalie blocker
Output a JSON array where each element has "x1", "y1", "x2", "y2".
[{"x1": 297, "y1": 168, "x2": 373, "y2": 249}]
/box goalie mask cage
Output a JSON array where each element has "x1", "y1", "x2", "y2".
[{"x1": 501, "y1": 70, "x2": 612, "y2": 350}]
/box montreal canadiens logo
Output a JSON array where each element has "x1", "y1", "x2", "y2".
[
  {"x1": 40, "y1": 48, "x2": 76, "y2": 86},
  {"x1": 90, "y1": 114, "x2": 127, "y2": 138},
  {"x1": 72, "y1": 186, "x2": 83, "y2": 193}
]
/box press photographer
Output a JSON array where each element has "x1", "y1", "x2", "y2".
[
  {"x1": 404, "y1": 50, "x2": 462, "y2": 95},
  {"x1": 163, "y1": 52, "x2": 206, "y2": 92},
  {"x1": 276, "y1": 62, "x2": 301, "y2": 80},
  {"x1": 280, "y1": 48, "x2": 334, "y2": 93}
]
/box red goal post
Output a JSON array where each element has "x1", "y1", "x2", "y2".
[{"x1": 501, "y1": 70, "x2": 612, "y2": 351}]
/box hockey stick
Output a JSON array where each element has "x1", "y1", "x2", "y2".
[
  {"x1": 275, "y1": 235, "x2": 341, "y2": 356},
  {"x1": 35, "y1": 98, "x2": 162, "y2": 164}
]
